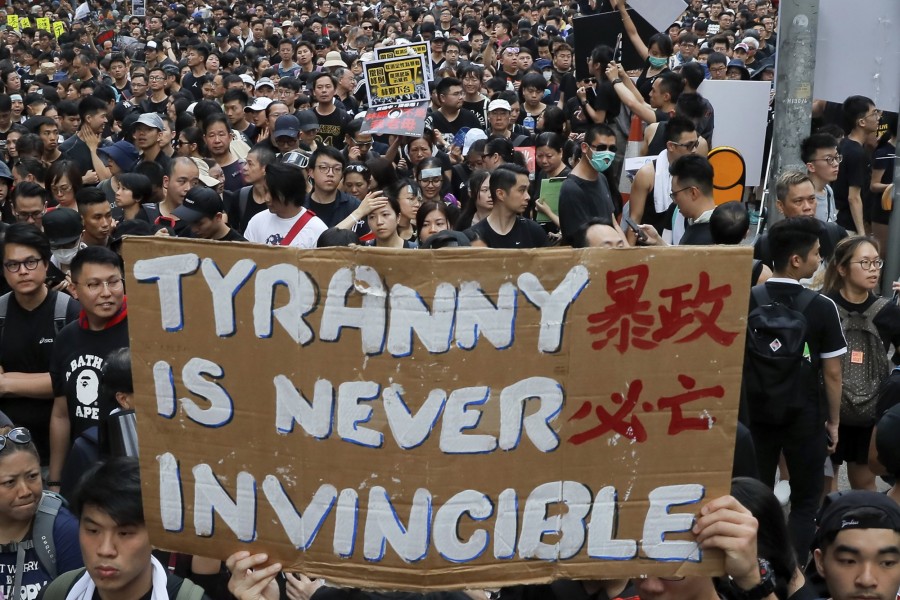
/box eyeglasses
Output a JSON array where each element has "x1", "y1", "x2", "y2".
[
  {"x1": 149, "y1": 76, "x2": 166, "y2": 81},
  {"x1": 0, "y1": 427, "x2": 31, "y2": 451},
  {"x1": 315, "y1": 164, "x2": 343, "y2": 174},
  {"x1": 51, "y1": 184, "x2": 73, "y2": 194},
  {"x1": 503, "y1": 47, "x2": 520, "y2": 55},
  {"x1": 3, "y1": 257, "x2": 41, "y2": 272},
  {"x1": 76, "y1": 277, "x2": 124, "y2": 293},
  {"x1": 361, "y1": 24, "x2": 373, "y2": 29},
  {"x1": 15, "y1": 209, "x2": 46, "y2": 221},
  {"x1": 351, "y1": 138, "x2": 373, "y2": 147},
  {"x1": 420, "y1": 177, "x2": 442, "y2": 185},
  {"x1": 345, "y1": 163, "x2": 369, "y2": 174},
  {"x1": 671, "y1": 140, "x2": 700, "y2": 151},
  {"x1": 850, "y1": 258, "x2": 884, "y2": 270},
  {"x1": 669, "y1": 185, "x2": 695, "y2": 200},
  {"x1": 864, "y1": 109, "x2": 883, "y2": 120},
  {"x1": 588, "y1": 143, "x2": 618, "y2": 153},
  {"x1": 809, "y1": 154, "x2": 842, "y2": 166}
]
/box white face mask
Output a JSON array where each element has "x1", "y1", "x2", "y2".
[{"x1": 52, "y1": 246, "x2": 79, "y2": 265}]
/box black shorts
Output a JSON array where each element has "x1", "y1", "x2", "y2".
[{"x1": 831, "y1": 423, "x2": 874, "y2": 466}]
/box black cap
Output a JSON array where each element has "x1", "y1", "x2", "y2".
[
  {"x1": 815, "y1": 490, "x2": 900, "y2": 549},
  {"x1": 517, "y1": 19, "x2": 532, "y2": 30},
  {"x1": 316, "y1": 36, "x2": 330, "y2": 48},
  {"x1": 876, "y1": 404, "x2": 900, "y2": 476},
  {"x1": 173, "y1": 186, "x2": 224, "y2": 223},
  {"x1": 419, "y1": 230, "x2": 472, "y2": 249},
  {"x1": 43, "y1": 208, "x2": 83, "y2": 247}
]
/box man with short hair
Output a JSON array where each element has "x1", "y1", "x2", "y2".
[
  {"x1": 559, "y1": 124, "x2": 619, "y2": 245},
  {"x1": 43, "y1": 457, "x2": 213, "y2": 599},
  {"x1": 573, "y1": 217, "x2": 628, "y2": 248},
  {"x1": 638, "y1": 154, "x2": 717, "y2": 246},
  {"x1": 75, "y1": 188, "x2": 113, "y2": 247},
  {"x1": 310, "y1": 72, "x2": 349, "y2": 151},
  {"x1": 802, "y1": 133, "x2": 841, "y2": 224},
  {"x1": 29, "y1": 116, "x2": 62, "y2": 165},
  {"x1": 303, "y1": 146, "x2": 368, "y2": 234},
  {"x1": 48, "y1": 246, "x2": 130, "y2": 487},
  {"x1": 160, "y1": 157, "x2": 200, "y2": 219},
  {"x1": 141, "y1": 67, "x2": 169, "y2": 115},
  {"x1": 181, "y1": 44, "x2": 211, "y2": 101},
  {"x1": 244, "y1": 162, "x2": 327, "y2": 248},
  {"x1": 11, "y1": 182, "x2": 49, "y2": 229},
  {"x1": 749, "y1": 216, "x2": 846, "y2": 561},
  {"x1": 468, "y1": 164, "x2": 547, "y2": 248},
  {"x1": 224, "y1": 89, "x2": 255, "y2": 141},
  {"x1": 0, "y1": 224, "x2": 79, "y2": 470},
  {"x1": 59, "y1": 96, "x2": 111, "y2": 185},
  {"x1": 175, "y1": 186, "x2": 246, "y2": 241},
  {"x1": 834, "y1": 95, "x2": 880, "y2": 236},
  {"x1": 426, "y1": 77, "x2": 481, "y2": 148},
  {"x1": 232, "y1": 147, "x2": 276, "y2": 234},
  {"x1": 107, "y1": 53, "x2": 132, "y2": 100},
  {"x1": 813, "y1": 491, "x2": 900, "y2": 600}
]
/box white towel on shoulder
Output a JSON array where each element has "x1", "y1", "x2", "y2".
[
  {"x1": 66, "y1": 556, "x2": 170, "y2": 600},
  {"x1": 653, "y1": 148, "x2": 673, "y2": 214}
]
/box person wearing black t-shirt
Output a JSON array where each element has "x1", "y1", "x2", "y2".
[
  {"x1": 310, "y1": 72, "x2": 350, "y2": 151},
  {"x1": 559, "y1": 124, "x2": 619, "y2": 245},
  {"x1": 425, "y1": 77, "x2": 482, "y2": 148},
  {"x1": 174, "y1": 186, "x2": 246, "y2": 241},
  {"x1": 833, "y1": 96, "x2": 879, "y2": 235},
  {"x1": 303, "y1": 146, "x2": 370, "y2": 238},
  {"x1": 748, "y1": 217, "x2": 847, "y2": 562},
  {"x1": 0, "y1": 225, "x2": 80, "y2": 470},
  {"x1": 468, "y1": 164, "x2": 547, "y2": 248},
  {"x1": 48, "y1": 247, "x2": 130, "y2": 490}
]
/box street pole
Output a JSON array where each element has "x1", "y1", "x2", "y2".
[{"x1": 765, "y1": 0, "x2": 820, "y2": 227}]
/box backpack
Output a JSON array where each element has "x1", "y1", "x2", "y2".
[
  {"x1": 836, "y1": 297, "x2": 891, "y2": 426},
  {"x1": 744, "y1": 285, "x2": 818, "y2": 424},
  {"x1": 42, "y1": 567, "x2": 207, "y2": 600},
  {"x1": 0, "y1": 290, "x2": 69, "y2": 342},
  {"x1": 0, "y1": 491, "x2": 65, "y2": 599}
]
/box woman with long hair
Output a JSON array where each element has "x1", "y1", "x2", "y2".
[
  {"x1": 416, "y1": 200, "x2": 452, "y2": 244},
  {"x1": 822, "y1": 235, "x2": 900, "y2": 491},
  {"x1": 384, "y1": 178, "x2": 422, "y2": 243},
  {"x1": 456, "y1": 170, "x2": 491, "y2": 231},
  {"x1": 366, "y1": 193, "x2": 417, "y2": 248}
]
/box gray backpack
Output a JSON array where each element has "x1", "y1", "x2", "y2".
[
  {"x1": 838, "y1": 297, "x2": 891, "y2": 426},
  {"x1": 0, "y1": 491, "x2": 64, "y2": 599}
]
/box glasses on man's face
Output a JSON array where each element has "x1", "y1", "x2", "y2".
[
  {"x1": 709, "y1": 65, "x2": 726, "y2": 73},
  {"x1": 351, "y1": 138, "x2": 373, "y2": 147},
  {"x1": 15, "y1": 209, "x2": 46, "y2": 221},
  {"x1": 316, "y1": 164, "x2": 342, "y2": 174},
  {"x1": 76, "y1": 277, "x2": 124, "y2": 294},
  {"x1": 865, "y1": 109, "x2": 883, "y2": 120},
  {"x1": 671, "y1": 140, "x2": 700, "y2": 151},
  {"x1": 810, "y1": 154, "x2": 842, "y2": 166},
  {"x1": 3, "y1": 257, "x2": 41, "y2": 272},
  {"x1": 669, "y1": 186, "x2": 695, "y2": 201},
  {"x1": 588, "y1": 143, "x2": 618, "y2": 153},
  {"x1": 149, "y1": 76, "x2": 165, "y2": 81},
  {"x1": 361, "y1": 24, "x2": 373, "y2": 29},
  {"x1": 851, "y1": 258, "x2": 884, "y2": 271}
]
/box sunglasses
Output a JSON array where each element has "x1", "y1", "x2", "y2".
[
  {"x1": 0, "y1": 427, "x2": 31, "y2": 451},
  {"x1": 588, "y1": 143, "x2": 618, "y2": 153},
  {"x1": 346, "y1": 163, "x2": 370, "y2": 174}
]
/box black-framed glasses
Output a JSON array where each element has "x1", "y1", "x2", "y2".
[
  {"x1": 351, "y1": 138, "x2": 373, "y2": 147},
  {"x1": 4, "y1": 257, "x2": 41, "y2": 272},
  {"x1": 588, "y1": 143, "x2": 617, "y2": 153},
  {"x1": 0, "y1": 427, "x2": 31, "y2": 451},
  {"x1": 669, "y1": 186, "x2": 695, "y2": 200},
  {"x1": 850, "y1": 258, "x2": 884, "y2": 270},
  {"x1": 809, "y1": 154, "x2": 842, "y2": 166},
  {"x1": 671, "y1": 140, "x2": 700, "y2": 151}
]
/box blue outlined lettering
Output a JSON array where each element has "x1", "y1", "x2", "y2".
[{"x1": 133, "y1": 253, "x2": 200, "y2": 332}]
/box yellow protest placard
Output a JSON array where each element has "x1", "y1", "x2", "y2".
[
  {"x1": 52, "y1": 21, "x2": 65, "y2": 38},
  {"x1": 36, "y1": 17, "x2": 50, "y2": 31},
  {"x1": 6, "y1": 15, "x2": 19, "y2": 30},
  {"x1": 19, "y1": 17, "x2": 31, "y2": 29},
  {"x1": 124, "y1": 238, "x2": 751, "y2": 591}
]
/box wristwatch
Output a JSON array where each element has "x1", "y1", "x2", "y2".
[
  {"x1": 729, "y1": 558, "x2": 776, "y2": 600},
  {"x1": 612, "y1": 78, "x2": 623, "y2": 85}
]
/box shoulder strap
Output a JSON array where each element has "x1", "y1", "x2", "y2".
[
  {"x1": 33, "y1": 491, "x2": 64, "y2": 578},
  {"x1": 40, "y1": 567, "x2": 86, "y2": 600},
  {"x1": 239, "y1": 186, "x2": 252, "y2": 220},
  {"x1": 280, "y1": 209, "x2": 316, "y2": 246},
  {"x1": 863, "y1": 296, "x2": 891, "y2": 320},
  {"x1": 53, "y1": 291, "x2": 69, "y2": 335},
  {"x1": 793, "y1": 288, "x2": 818, "y2": 314},
  {"x1": 176, "y1": 578, "x2": 208, "y2": 600},
  {"x1": 750, "y1": 284, "x2": 772, "y2": 307}
]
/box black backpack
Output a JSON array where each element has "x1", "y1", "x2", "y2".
[{"x1": 744, "y1": 285, "x2": 819, "y2": 424}]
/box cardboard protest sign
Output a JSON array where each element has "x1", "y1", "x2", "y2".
[
  {"x1": 132, "y1": 0, "x2": 146, "y2": 17},
  {"x1": 364, "y1": 55, "x2": 430, "y2": 108},
  {"x1": 375, "y1": 41, "x2": 433, "y2": 81},
  {"x1": 361, "y1": 103, "x2": 429, "y2": 137},
  {"x1": 572, "y1": 10, "x2": 658, "y2": 77},
  {"x1": 813, "y1": 0, "x2": 900, "y2": 112},
  {"x1": 125, "y1": 238, "x2": 751, "y2": 591},
  {"x1": 698, "y1": 79, "x2": 771, "y2": 187}
]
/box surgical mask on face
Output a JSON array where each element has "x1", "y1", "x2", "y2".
[
  {"x1": 53, "y1": 246, "x2": 79, "y2": 265},
  {"x1": 590, "y1": 150, "x2": 615, "y2": 173},
  {"x1": 543, "y1": 70, "x2": 552, "y2": 82},
  {"x1": 648, "y1": 56, "x2": 668, "y2": 69}
]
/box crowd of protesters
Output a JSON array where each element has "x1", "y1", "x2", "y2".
[{"x1": 0, "y1": 0, "x2": 896, "y2": 598}]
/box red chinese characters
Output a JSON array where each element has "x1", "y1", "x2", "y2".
[
  {"x1": 587, "y1": 267, "x2": 737, "y2": 353},
  {"x1": 567, "y1": 375, "x2": 722, "y2": 445}
]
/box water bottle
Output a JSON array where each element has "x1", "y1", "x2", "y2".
[{"x1": 523, "y1": 114, "x2": 535, "y2": 133}]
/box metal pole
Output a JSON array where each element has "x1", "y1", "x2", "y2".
[
  {"x1": 882, "y1": 135, "x2": 900, "y2": 297},
  {"x1": 765, "y1": 0, "x2": 820, "y2": 227}
]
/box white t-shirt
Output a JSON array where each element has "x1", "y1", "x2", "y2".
[{"x1": 244, "y1": 207, "x2": 327, "y2": 248}]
